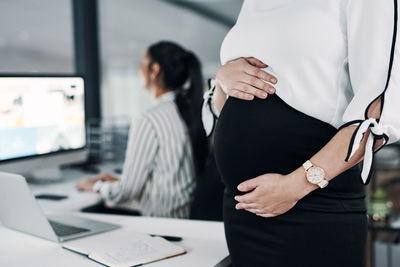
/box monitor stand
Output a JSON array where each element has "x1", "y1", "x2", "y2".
[{"x1": 24, "y1": 167, "x2": 63, "y2": 183}]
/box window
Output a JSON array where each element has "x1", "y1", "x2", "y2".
[
  {"x1": 99, "y1": 0, "x2": 241, "y2": 119},
  {"x1": 0, "y1": 0, "x2": 74, "y2": 73}
]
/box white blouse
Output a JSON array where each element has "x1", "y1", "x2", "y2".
[{"x1": 203, "y1": 0, "x2": 400, "y2": 184}]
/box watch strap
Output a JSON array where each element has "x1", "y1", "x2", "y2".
[
  {"x1": 318, "y1": 179, "x2": 329, "y2": 189},
  {"x1": 302, "y1": 160, "x2": 313, "y2": 171}
]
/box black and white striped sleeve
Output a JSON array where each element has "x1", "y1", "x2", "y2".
[
  {"x1": 339, "y1": 0, "x2": 400, "y2": 184},
  {"x1": 99, "y1": 114, "x2": 158, "y2": 204}
]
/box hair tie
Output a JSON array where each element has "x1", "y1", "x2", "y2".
[{"x1": 182, "y1": 78, "x2": 191, "y2": 91}]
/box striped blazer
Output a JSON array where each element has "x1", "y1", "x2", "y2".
[{"x1": 99, "y1": 91, "x2": 195, "y2": 218}]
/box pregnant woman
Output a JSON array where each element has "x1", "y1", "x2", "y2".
[{"x1": 203, "y1": 1, "x2": 400, "y2": 266}]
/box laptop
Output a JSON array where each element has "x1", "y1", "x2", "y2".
[{"x1": 0, "y1": 172, "x2": 120, "y2": 242}]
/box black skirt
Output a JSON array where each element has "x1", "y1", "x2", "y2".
[{"x1": 214, "y1": 94, "x2": 367, "y2": 267}]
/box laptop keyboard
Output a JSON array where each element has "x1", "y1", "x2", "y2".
[{"x1": 48, "y1": 220, "x2": 90, "y2": 237}]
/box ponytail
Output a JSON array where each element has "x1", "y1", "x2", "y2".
[{"x1": 148, "y1": 41, "x2": 208, "y2": 176}]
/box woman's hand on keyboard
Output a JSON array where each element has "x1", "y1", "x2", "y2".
[
  {"x1": 93, "y1": 173, "x2": 120, "y2": 182},
  {"x1": 75, "y1": 173, "x2": 119, "y2": 192}
]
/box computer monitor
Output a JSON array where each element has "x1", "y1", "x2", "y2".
[{"x1": 0, "y1": 76, "x2": 88, "y2": 176}]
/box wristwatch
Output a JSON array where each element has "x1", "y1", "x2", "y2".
[{"x1": 302, "y1": 160, "x2": 329, "y2": 188}]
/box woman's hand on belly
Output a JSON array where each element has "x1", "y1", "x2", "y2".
[
  {"x1": 234, "y1": 169, "x2": 315, "y2": 217},
  {"x1": 215, "y1": 57, "x2": 278, "y2": 102}
]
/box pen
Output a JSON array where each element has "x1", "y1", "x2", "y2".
[{"x1": 150, "y1": 234, "x2": 183, "y2": 242}]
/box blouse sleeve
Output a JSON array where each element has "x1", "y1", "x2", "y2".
[
  {"x1": 202, "y1": 79, "x2": 220, "y2": 136},
  {"x1": 340, "y1": 0, "x2": 400, "y2": 184},
  {"x1": 99, "y1": 115, "x2": 158, "y2": 204}
]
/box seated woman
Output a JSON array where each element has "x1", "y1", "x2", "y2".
[{"x1": 76, "y1": 41, "x2": 208, "y2": 218}]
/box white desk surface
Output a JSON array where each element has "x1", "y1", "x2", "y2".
[
  {"x1": 0, "y1": 165, "x2": 229, "y2": 267},
  {"x1": 28, "y1": 163, "x2": 116, "y2": 213},
  {"x1": 0, "y1": 214, "x2": 228, "y2": 267}
]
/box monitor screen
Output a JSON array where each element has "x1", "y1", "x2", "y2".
[{"x1": 0, "y1": 77, "x2": 86, "y2": 162}]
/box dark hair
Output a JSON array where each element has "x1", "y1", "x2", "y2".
[{"x1": 148, "y1": 41, "x2": 208, "y2": 176}]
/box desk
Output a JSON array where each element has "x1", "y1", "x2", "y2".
[
  {"x1": 0, "y1": 214, "x2": 229, "y2": 267},
  {"x1": 0, "y1": 165, "x2": 229, "y2": 267},
  {"x1": 28, "y1": 163, "x2": 121, "y2": 213}
]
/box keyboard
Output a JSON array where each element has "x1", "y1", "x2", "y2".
[{"x1": 48, "y1": 220, "x2": 90, "y2": 237}]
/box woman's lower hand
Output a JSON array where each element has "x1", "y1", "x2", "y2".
[
  {"x1": 234, "y1": 169, "x2": 315, "y2": 217},
  {"x1": 215, "y1": 57, "x2": 278, "y2": 101}
]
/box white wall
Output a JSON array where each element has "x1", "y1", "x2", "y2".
[
  {"x1": 99, "y1": 0, "x2": 242, "y2": 119},
  {"x1": 0, "y1": 0, "x2": 74, "y2": 73}
]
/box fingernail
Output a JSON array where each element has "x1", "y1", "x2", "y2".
[
  {"x1": 234, "y1": 196, "x2": 239, "y2": 200},
  {"x1": 261, "y1": 92, "x2": 268, "y2": 98},
  {"x1": 269, "y1": 88, "x2": 275, "y2": 93},
  {"x1": 271, "y1": 78, "x2": 277, "y2": 84}
]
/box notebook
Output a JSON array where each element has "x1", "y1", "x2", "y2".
[{"x1": 62, "y1": 230, "x2": 186, "y2": 267}]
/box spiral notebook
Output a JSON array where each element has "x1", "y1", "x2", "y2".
[{"x1": 62, "y1": 230, "x2": 186, "y2": 267}]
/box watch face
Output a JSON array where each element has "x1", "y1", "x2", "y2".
[{"x1": 306, "y1": 167, "x2": 325, "y2": 184}]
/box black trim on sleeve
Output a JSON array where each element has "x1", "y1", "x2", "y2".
[
  {"x1": 362, "y1": 138, "x2": 377, "y2": 185},
  {"x1": 340, "y1": 0, "x2": 398, "y2": 184},
  {"x1": 207, "y1": 97, "x2": 218, "y2": 135},
  {"x1": 342, "y1": 0, "x2": 398, "y2": 128},
  {"x1": 203, "y1": 78, "x2": 219, "y2": 137},
  {"x1": 374, "y1": 134, "x2": 390, "y2": 154},
  {"x1": 363, "y1": 0, "x2": 398, "y2": 121},
  {"x1": 338, "y1": 119, "x2": 364, "y2": 131}
]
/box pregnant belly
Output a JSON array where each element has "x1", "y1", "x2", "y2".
[{"x1": 213, "y1": 94, "x2": 336, "y2": 195}]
